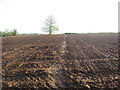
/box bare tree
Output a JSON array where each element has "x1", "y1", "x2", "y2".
[{"x1": 42, "y1": 15, "x2": 59, "y2": 35}]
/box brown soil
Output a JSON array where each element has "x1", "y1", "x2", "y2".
[{"x1": 2, "y1": 34, "x2": 119, "y2": 89}]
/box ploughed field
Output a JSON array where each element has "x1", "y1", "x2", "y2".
[{"x1": 2, "y1": 34, "x2": 119, "y2": 89}]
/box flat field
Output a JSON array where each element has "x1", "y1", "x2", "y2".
[{"x1": 2, "y1": 34, "x2": 119, "y2": 89}]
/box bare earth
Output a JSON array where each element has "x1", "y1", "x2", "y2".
[{"x1": 2, "y1": 34, "x2": 119, "y2": 89}]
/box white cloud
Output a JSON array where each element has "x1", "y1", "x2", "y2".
[{"x1": 0, "y1": 0, "x2": 119, "y2": 34}]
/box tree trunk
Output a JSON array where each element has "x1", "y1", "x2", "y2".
[{"x1": 49, "y1": 26, "x2": 52, "y2": 35}]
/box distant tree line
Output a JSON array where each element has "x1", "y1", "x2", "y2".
[
  {"x1": 0, "y1": 29, "x2": 18, "y2": 37},
  {"x1": 0, "y1": 29, "x2": 42, "y2": 37},
  {"x1": 20, "y1": 33, "x2": 40, "y2": 36},
  {"x1": 65, "y1": 33, "x2": 78, "y2": 34}
]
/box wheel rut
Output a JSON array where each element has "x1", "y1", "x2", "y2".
[{"x1": 52, "y1": 34, "x2": 67, "y2": 88}]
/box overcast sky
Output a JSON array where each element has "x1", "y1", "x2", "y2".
[{"x1": 0, "y1": 0, "x2": 119, "y2": 34}]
